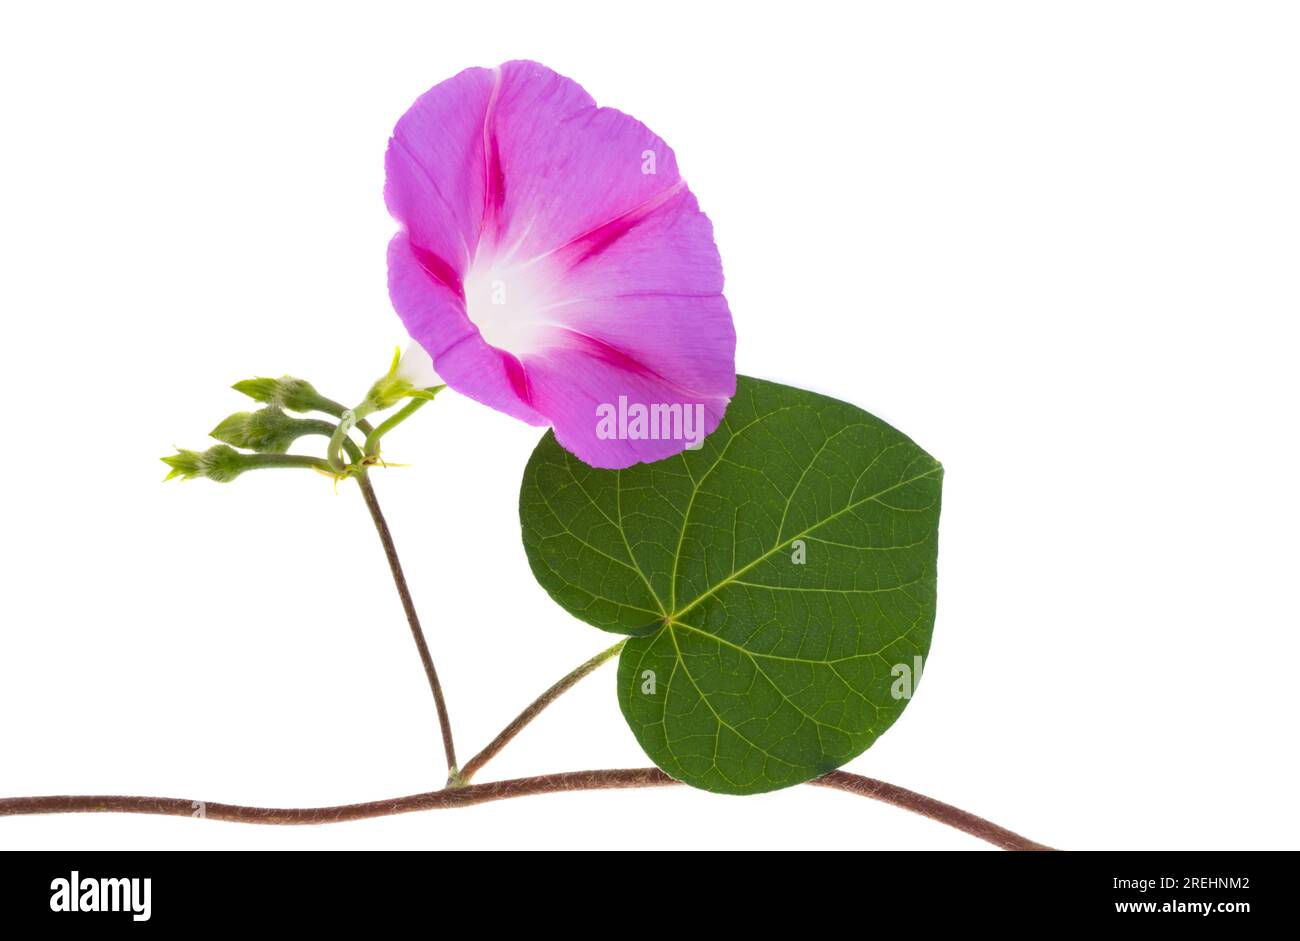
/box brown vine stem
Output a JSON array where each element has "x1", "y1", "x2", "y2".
[
  {"x1": 356, "y1": 471, "x2": 458, "y2": 778},
  {"x1": 811, "y1": 772, "x2": 1053, "y2": 850},
  {"x1": 0, "y1": 770, "x2": 1051, "y2": 849}
]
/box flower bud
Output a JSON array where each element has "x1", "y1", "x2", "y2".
[
  {"x1": 161, "y1": 445, "x2": 248, "y2": 483},
  {"x1": 277, "y1": 378, "x2": 329, "y2": 414},
  {"x1": 197, "y1": 445, "x2": 248, "y2": 482},
  {"x1": 210, "y1": 406, "x2": 312, "y2": 454},
  {"x1": 232, "y1": 376, "x2": 328, "y2": 414}
]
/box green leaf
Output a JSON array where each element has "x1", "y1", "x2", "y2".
[{"x1": 519, "y1": 376, "x2": 943, "y2": 794}]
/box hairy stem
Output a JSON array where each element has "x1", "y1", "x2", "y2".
[
  {"x1": 809, "y1": 772, "x2": 1053, "y2": 850},
  {"x1": 356, "y1": 472, "x2": 457, "y2": 778},
  {"x1": 0, "y1": 770, "x2": 1051, "y2": 849},
  {"x1": 459, "y1": 640, "x2": 627, "y2": 783},
  {"x1": 365, "y1": 399, "x2": 426, "y2": 456},
  {"x1": 328, "y1": 404, "x2": 375, "y2": 471},
  {"x1": 364, "y1": 388, "x2": 444, "y2": 457},
  {"x1": 241, "y1": 454, "x2": 335, "y2": 473},
  {"x1": 308, "y1": 393, "x2": 375, "y2": 437}
]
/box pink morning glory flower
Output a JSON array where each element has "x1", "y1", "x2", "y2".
[{"x1": 385, "y1": 60, "x2": 736, "y2": 468}]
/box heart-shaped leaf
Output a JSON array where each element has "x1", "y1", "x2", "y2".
[{"x1": 519, "y1": 376, "x2": 943, "y2": 794}]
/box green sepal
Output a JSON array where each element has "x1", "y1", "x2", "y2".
[
  {"x1": 161, "y1": 449, "x2": 203, "y2": 481},
  {"x1": 194, "y1": 444, "x2": 247, "y2": 483}
]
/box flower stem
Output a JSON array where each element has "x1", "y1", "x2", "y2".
[
  {"x1": 305, "y1": 422, "x2": 362, "y2": 464},
  {"x1": 364, "y1": 398, "x2": 428, "y2": 457},
  {"x1": 0, "y1": 770, "x2": 1052, "y2": 849},
  {"x1": 328, "y1": 404, "x2": 375, "y2": 471},
  {"x1": 243, "y1": 454, "x2": 334, "y2": 473},
  {"x1": 306, "y1": 392, "x2": 375, "y2": 437},
  {"x1": 355, "y1": 471, "x2": 458, "y2": 780},
  {"x1": 459, "y1": 639, "x2": 627, "y2": 783}
]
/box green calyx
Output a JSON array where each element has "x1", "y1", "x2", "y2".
[
  {"x1": 161, "y1": 449, "x2": 203, "y2": 481},
  {"x1": 363, "y1": 347, "x2": 444, "y2": 412},
  {"x1": 324, "y1": 349, "x2": 445, "y2": 471}
]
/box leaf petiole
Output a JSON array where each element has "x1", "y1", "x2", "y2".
[{"x1": 459, "y1": 639, "x2": 627, "y2": 784}]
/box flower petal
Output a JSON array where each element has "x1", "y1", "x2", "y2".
[
  {"x1": 481, "y1": 61, "x2": 682, "y2": 260},
  {"x1": 524, "y1": 337, "x2": 731, "y2": 468},
  {"x1": 537, "y1": 185, "x2": 735, "y2": 399},
  {"x1": 388, "y1": 234, "x2": 545, "y2": 425},
  {"x1": 386, "y1": 61, "x2": 735, "y2": 467},
  {"x1": 395, "y1": 341, "x2": 443, "y2": 389},
  {"x1": 385, "y1": 66, "x2": 497, "y2": 278}
]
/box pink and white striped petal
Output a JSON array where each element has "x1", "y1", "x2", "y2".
[{"x1": 386, "y1": 60, "x2": 735, "y2": 468}]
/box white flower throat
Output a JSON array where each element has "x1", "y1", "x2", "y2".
[{"x1": 463, "y1": 257, "x2": 557, "y2": 356}]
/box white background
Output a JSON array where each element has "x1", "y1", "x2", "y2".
[{"x1": 1, "y1": 1, "x2": 1296, "y2": 850}]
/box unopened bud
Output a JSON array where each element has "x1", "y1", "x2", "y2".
[
  {"x1": 210, "y1": 406, "x2": 315, "y2": 454},
  {"x1": 161, "y1": 445, "x2": 248, "y2": 483},
  {"x1": 232, "y1": 376, "x2": 328, "y2": 414},
  {"x1": 197, "y1": 445, "x2": 247, "y2": 482}
]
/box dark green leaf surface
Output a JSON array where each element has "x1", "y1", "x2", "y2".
[{"x1": 519, "y1": 377, "x2": 943, "y2": 794}]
